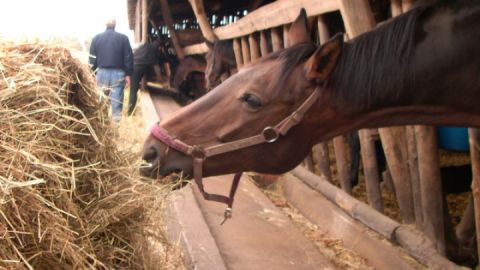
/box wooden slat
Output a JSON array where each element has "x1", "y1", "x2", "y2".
[
  {"x1": 317, "y1": 15, "x2": 330, "y2": 44},
  {"x1": 270, "y1": 27, "x2": 283, "y2": 52},
  {"x1": 213, "y1": 0, "x2": 338, "y2": 40},
  {"x1": 241, "y1": 37, "x2": 251, "y2": 64},
  {"x1": 359, "y1": 129, "x2": 384, "y2": 212},
  {"x1": 333, "y1": 135, "x2": 351, "y2": 194},
  {"x1": 415, "y1": 125, "x2": 445, "y2": 254},
  {"x1": 233, "y1": 38, "x2": 243, "y2": 68},
  {"x1": 159, "y1": 0, "x2": 185, "y2": 59},
  {"x1": 338, "y1": 0, "x2": 375, "y2": 38},
  {"x1": 188, "y1": 0, "x2": 218, "y2": 42},
  {"x1": 141, "y1": 0, "x2": 148, "y2": 43},
  {"x1": 468, "y1": 128, "x2": 480, "y2": 262},
  {"x1": 259, "y1": 31, "x2": 269, "y2": 56},
  {"x1": 248, "y1": 34, "x2": 261, "y2": 61},
  {"x1": 183, "y1": 42, "x2": 209, "y2": 55},
  {"x1": 282, "y1": 24, "x2": 289, "y2": 48}
]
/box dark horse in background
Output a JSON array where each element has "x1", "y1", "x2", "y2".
[
  {"x1": 142, "y1": 1, "x2": 480, "y2": 265},
  {"x1": 205, "y1": 40, "x2": 237, "y2": 90}
]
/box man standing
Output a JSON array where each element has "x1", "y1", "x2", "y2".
[{"x1": 89, "y1": 19, "x2": 133, "y2": 122}]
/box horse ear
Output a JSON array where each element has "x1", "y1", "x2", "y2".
[
  {"x1": 304, "y1": 33, "x2": 344, "y2": 83},
  {"x1": 288, "y1": 8, "x2": 310, "y2": 46}
]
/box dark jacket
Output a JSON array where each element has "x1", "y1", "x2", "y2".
[{"x1": 89, "y1": 28, "x2": 134, "y2": 75}]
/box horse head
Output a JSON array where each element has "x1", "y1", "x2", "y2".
[{"x1": 141, "y1": 9, "x2": 345, "y2": 179}]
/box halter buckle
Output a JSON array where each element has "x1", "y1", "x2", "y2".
[
  {"x1": 262, "y1": 126, "x2": 279, "y2": 143},
  {"x1": 191, "y1": 146, "x2": 207, "y2": 160}
]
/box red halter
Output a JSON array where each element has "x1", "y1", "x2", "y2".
[{"x1": 150, "y1": 86, "x2": 321, "y2": 224}]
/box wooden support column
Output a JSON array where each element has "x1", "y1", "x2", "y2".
[
  {"x1": 338, "y1": 0, "x2": 375, "y2": 39},
  {"x1": 468, "y1": 128, "x2": 480, "y2": 261},
  {"x1": 379, "y1": 127, "x2": 415, "y2": 223},
  {"x1": 312, "y1": 143, "x2": 332, "y2": 183},
  {"x1": 248, "y1": 34, "x2": 261, "y2": 61},
  {"x1": 283, "y1": 25, "x2": 289, "y2": 48},
  {"x1": 333, "y1": 136, "x2": 351, "y2": 194},
  {"x1": 142, "y1": 0, "x2": 148, "y2": 43},
  {"x1": 259, "y1": 31, "x2": 269, "y2": 56},
  {"x1": 188, "y1": 0, "x2": 218, "y2": 42},
  {"x1": 415, "y1": 125, "x2": 445, "y2": 254},
  {"x1": 402, "y1": 0, "x2": 415, "y2": 11},
  {"x1": 359, "y1": 129, "x2": 384, "y2": 212},
  {"x1": 391, "y1": 0, "x2": 403, "y2": 16},
  {"x1": 135, "y1": 0, "x2": 142, "y2": 43},
  {"x1": 241, "y1": 36, "x2": 251, "y2": 64},
  {"x1": 271, "y1": 27, "x2": 283, "y2": 52},
  {"x1": 317, "y1": 15, "x2": 330, "y2": 44},
  {"x1": 233, "y1": 39, "x2": 244, "y2": 68},
  {"x1": 406, "y1": 126, "x2": 423, "y2": 227},
  {"x1": 159, "y1": 0, "x2": 185, "y2": 59}
]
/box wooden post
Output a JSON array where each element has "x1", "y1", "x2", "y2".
[
  {"x1": 312, "y1": 143, "x2": 332, "y2": 183},
  {"x1": 142, "y1": 0, "x2": 149, "y2": 43},
  {"x1": 333, "y1": 136, "x2": 351, "y2": 194},
  {"x1": 359, "y1": 129, "x2": 384, "y2": 212},
  {"x1": 271, "y1": 27, "x2": 283, "y2": 52},
  {"x1": 248, "y1": 34, "x2": 261, "y2": 61},
  {"x1": 338, "y1": 0, "x2": 375, "y2": 39},
  {"x1": 391, "y1": 0, "x2": 403, "y2": 17},
  {"x1": 282, "y1": 24, "x2": 289, "y2": 48},
  {"x1": 135, "y1": 0, "x2": 142, "y2": 43},
  {"x1": 259, "y1": 31, "x2": 269, "y2": 56},
  {"x1": 159, "y1": 0, "x2": 185, "y2": 59},
  {"x1": 241, "y1": 36, "x2": 251, "y2": 64},
  {"x1": 233, "y1": 39, "x2": 244, "y2": 69},
  {"x1": 468, "y1": 128, "x2": 480, "y2": 261},
  {"x1": 188, "y1": 0, "x2": 218, "y2": 42},
  {"x1": 379, "y1": 127, "x2": 415, "y2": 223},
  {"x1": 415, "y1": 125, "x2": 445, "y2": 254},
  {"x1": 406, "y1": 126, "x2": 423, "y2": 228},
  {"x1": 317, "y1": 15, "x2": 330, "y2": 44},
  {"x1": 402, "y1": 0, "x2": 415, "y2": 11}
]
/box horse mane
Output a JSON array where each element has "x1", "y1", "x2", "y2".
[
  {"x1": 328, "y1": 4, "x2": 435, "y2": 114},
  {"x1": 213, "y1": 40, "x2": 236, "y2": 66}
]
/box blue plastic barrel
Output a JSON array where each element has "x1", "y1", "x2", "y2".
[{"x1": 436, "y1": 126, "x2": 469, "y2": 152}]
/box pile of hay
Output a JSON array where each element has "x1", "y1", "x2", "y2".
[{"x1": 0, "y1": 42, "x2": 182, "y2": 269}]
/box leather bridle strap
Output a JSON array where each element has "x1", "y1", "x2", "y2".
[{"x1": 149, "y1": 86, "x2": 322, "y2": 223}]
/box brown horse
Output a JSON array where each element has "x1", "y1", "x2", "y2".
[{"x1": 141, "y1": 2, "x2": 480, "y2": 180}]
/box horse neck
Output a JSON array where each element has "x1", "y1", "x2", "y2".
[{"x1": 327, "y1": 4, "x2": 480, "y2": 129}]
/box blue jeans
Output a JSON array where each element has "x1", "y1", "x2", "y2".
[{"x1": 96, "y1": 68, "x2": 126, "y2": 122}]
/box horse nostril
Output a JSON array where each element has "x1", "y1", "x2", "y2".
[{"x1": 143, "y1": 147, "x2": 158, "y2": 162}]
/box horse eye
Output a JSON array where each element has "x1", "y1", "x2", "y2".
[{"x1": 241, "y1": 93, "x2": 263, "y2": 110}]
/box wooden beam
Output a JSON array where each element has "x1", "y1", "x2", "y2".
[
  {"x1": 468, "y1": 128, "x2": 480, "y2": 262},
  {"x1": 338, "y1": 0, "x2": 375, "y2": 38},
  {"x1": 312, "y1": 143, "x2": 332, "y2": 183},
  {"x1": 270, "y1": 27, "x2": 283, "y2": 52},
  {"x1": 379, "y1": 127, "x2": 415, "y2": 223},
  {"x1": 317, "y1": 15, "x2": 330, "y2": 44},
  {"x1": 188, "y1": 0, "x2": 218, "y2": 42},
  {"x1": 359, "y1": 129, "x2": 384, "y2": 212},
  {"x1": 415, "y1": 125, "x2": 445, "y2": 254},
  {"x1": 333, "y1": 136, "x2": 351, "y2": 194},
  {"x1": 142, "y1": 0, "x2": 149, "y2": 43},
  {"x1": 282, "y1": 25, "x2": 289, "y2": 48},
  {"x1": 248, "y1": 34, "x2": 261, "y2": 61},
  {"x1": 241, "y1": 37, "x2": 251, "y2": 64},
  {"x1": 159, "y1": 0, "x2": 185, "y2": 59},
  {"x1": 135, "y1": 0, "x2": 142, "y2": 43},
  {"x1": 233, "y1": 38, "x2": 243, "y2": 68},
  {"x1": 183, "y1": 42, "x2": 209, "y2": 55},
  {"x1": 406, "y1": 126, "x2": 423, "y2": 228},
  {"x1": 213, "y1": 0, "x2": 338, "y2": 40},
  {"x1": 259, "y1": 31, "x2": 269, "y2": 56},
  {"x1": 391, "y1": 0, "x2": 403, "y2": 16}
]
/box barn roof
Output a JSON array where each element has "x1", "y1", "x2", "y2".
[{"x1": 127, "y1": 0, "x2": 274, "y2": 30}]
